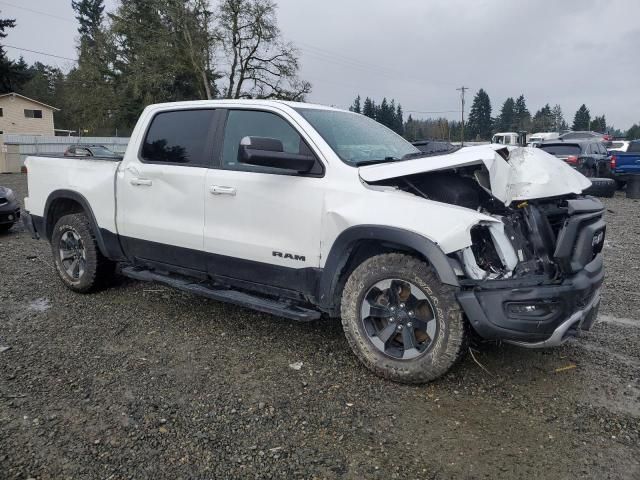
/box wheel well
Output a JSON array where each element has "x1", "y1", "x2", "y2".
[
  {"x1": 327, "y1": 239, "x2": 430, "y2": 316},
  {"x1": 45, "y1": 198, "x2": 84, "y2": 240}
]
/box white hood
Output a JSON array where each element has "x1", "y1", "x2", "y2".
[{"x1": 359, "y1": 146, "x2": 591, "y2": 205}]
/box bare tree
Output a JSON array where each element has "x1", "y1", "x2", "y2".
[{"x1": 217, "y1": 0, "x2": 310, "y2": 100}]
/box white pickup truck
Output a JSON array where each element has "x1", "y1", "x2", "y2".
[{"x1": 23, "y1": 100, "x2": 606, "y2": 383}]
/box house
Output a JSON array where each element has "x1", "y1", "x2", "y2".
[{"x1": 0, "y1": 92, "x2": 58, "y2": 136}]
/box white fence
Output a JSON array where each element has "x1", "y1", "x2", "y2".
[{"x1": 0, "y1": 135, "x2": 130, "y2": 172}]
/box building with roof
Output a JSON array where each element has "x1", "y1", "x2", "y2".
[{"x1": 0, "y1": 92, "x2": 59, "y2": 136}]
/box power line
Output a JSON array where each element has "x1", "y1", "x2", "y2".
[
  {"x1": 0, "y1": 0, "x2": 75, "y2": 23},
  {"x1": 3, "y1": 45, "x2": 77, "y2": 62}
]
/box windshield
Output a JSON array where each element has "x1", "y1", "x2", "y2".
[{"x1": 295, "y1": 108, "x2": 419, "y2": 166}]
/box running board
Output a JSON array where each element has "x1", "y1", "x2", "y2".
[{"x1": 121, "y1": 266, "x2": 321, "y2": 322}]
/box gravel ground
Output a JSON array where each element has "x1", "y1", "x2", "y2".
[{"x1": 1, "y1": 173, "x2": 639, "y2": 479}]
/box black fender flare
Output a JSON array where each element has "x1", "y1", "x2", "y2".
[
  {"x1": 43, "y1": 189, "x2": 125, "y2": 260},
  {"x1": 317, "y1": 225, "x2": 460, "y2": 310}
]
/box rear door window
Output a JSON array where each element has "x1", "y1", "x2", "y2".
[
  {"x1": 141, "y1": 109, "x2": 216, "y2": 167},
  {"x1": 628, "y1": 142, "x2": 640, "y2": 153},
  {"x1": 539, "y1": 144, "x2": 581, "y2": 156}
]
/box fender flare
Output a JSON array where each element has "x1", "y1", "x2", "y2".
[
  {"x1": 317, "y1": 225, "x2": 460, "y2": 310},
  {"x1": 43, "y1": 189, "x2": 124, "y2": 260}
]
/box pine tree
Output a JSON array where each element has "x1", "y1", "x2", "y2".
[
  {"x1": 395, "y1": 104, "x2": 404, "y2": 135},
  {"x1": 349, "y1": 95, "x2": 361, "y2": 114},
  {"x1": 572, "y1": 104, "x2": 591, "y2": 131},
  {"x1": 466, "y1": 88, "x2": 492, "y2": 140},
  {"x1": 627, "y1": 124, "x2": 640, "y2": 140},
  {"x1": 496, "y1": 97, "x2": 515, "y2": 131},
  {"x1": 591, "y1": 115, "x2": 607, "y2": 133},
  {"x1": 362, "y1": 97, "x2": 375, "y2": 118},
  {"x1": 551, "y1": 104, "x2": 565, "y2": 132},
  {"x1": 532, "y1": 104, "x2": 554, "y2": 132},
  {"x1": 513, "y1": 94, "x2": 531, "y2": 131},
  {"x1": 0, "y1": 16, "x2": 32, "y2": 93},
  {"x1": 72, "y1": 0, "x2": 105, "y2": 47}
]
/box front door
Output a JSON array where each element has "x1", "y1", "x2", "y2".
[
  {"x1": 117, "y1": 108, "x2": 217, "y2": 271},
  {"x1": 203, "y1": 108, "x2": 326, "y2": 294}
]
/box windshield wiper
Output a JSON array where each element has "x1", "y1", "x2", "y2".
[{"x1": 354, "y1": 157, "x2": 399, "y2": 166}]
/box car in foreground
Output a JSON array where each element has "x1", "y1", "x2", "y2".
[
  {"x1": 0, "y1": 185, "x2": 20, "y2": 232},
  {"x1": 63, "y1": 144, "x2": 119, "y2": 158},
  {"x1": 21, "y1": 100, "x2": 605, "y2": 384}
]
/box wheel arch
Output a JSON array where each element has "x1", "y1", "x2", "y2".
[
  {"x1": 43, "y1": 190, "x2": 123, "y2": 260},
  {"x1": 317, "y1": 225, "x2": 460, "y2": 315}
]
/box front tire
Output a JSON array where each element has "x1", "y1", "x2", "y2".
[
  {"x1": 51, "y1": 213, "x2": 114, "y2": 292},
  {"x1": 340, "y1": 253, "x2": 468, "y2": 384}
]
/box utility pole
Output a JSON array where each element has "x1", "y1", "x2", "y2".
[{"x1": 457, "y1": 86, "x2": 468, "y2": 146}]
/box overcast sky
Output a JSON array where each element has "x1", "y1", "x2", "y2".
[{"x1": 3, "y1": 0, "x2": 639, "y2": 129}]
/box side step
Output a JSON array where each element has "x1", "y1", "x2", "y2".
[{"x1": 121, "y1": 266, "x2": 321, "y2": 322}]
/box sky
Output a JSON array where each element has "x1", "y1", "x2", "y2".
[{"x1": 2, "y1": 0, "x2": 639, "y2": 129}]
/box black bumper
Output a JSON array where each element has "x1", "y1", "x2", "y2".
[
  {"x1": 457, "y1": 254, "x2": 604, "y2": 346},
  {"x1": 0, "y1": 201, "x2": 20, "y2": 225}
]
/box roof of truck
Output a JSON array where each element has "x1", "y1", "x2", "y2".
[{"x1": 146, "y1": 99, "x2": 345, "y2": 112}]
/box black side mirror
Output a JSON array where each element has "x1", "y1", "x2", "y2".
[{"x1": 238, "y1": 136, "x2": 315, "y2": 173}]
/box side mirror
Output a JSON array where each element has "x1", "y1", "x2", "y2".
[{"x1": 238, "y1": 136, "x2": 315, "y2": 173}]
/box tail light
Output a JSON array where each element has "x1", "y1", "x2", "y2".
[
  {"x1": 566, "y1": 155, "x2": 579, "y2": 165},
  {"x1": 603, "y1": 134, "x2": 612, "y2": 141},
  {"x1": 610, "y1": 155, "x2": 617, "y2": 170}
]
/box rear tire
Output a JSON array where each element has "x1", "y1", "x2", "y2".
[
  {"x1": 583, "y1": 178, "x2": 616, "y2": 198},
  {"x1": 340, "y1": 253, "x2": 468, "y2": 384},
  {"x1": 51, "y1": 213, "x2": 115, "y2": 292}
]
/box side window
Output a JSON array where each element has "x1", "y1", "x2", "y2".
[
  {"x1": 221, "y1": 110, "x2": 313, "y2": 173},
  {"x1": 141, "y1": 109, "x2": 216, "y2": 166}
]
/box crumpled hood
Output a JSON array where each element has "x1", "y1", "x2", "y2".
[{"x1": 359, "y1": 146, "x2": 591, "y2": 205}]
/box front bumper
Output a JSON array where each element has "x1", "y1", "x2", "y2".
[
  {"x1": 0, "y1": 200, "x2": 20, "y2": 225},
  {"x1": 457, "y1": 254, "x2": 604, "y2": 347}
]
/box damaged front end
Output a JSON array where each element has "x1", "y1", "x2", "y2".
[{"x1": 360, "y1": 146, "x2": 605, "y2": 347}]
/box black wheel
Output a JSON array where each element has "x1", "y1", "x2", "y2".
[
  {"x1": 340, "y1": 253, "x2": 468, "y2": 384},
  {"x1": 0, "y1": 223, "x2": 13, "y2": 233},
  {"x1": 51, "y1": 213, "x2": 115, "y2": 292},
  {"x1": 583, "y1": 178, "x2": 616, "y2": 198}
]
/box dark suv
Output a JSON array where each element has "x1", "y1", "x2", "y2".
[{"x1": 539, "y1": 140, "x2": 610, "y2": 178}]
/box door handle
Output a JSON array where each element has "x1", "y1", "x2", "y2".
[
  {"x1": 210, "y1": 185, "x2": 236, "y2": 196},
  {"x1": 130, "y1": 178, "x2": 153, "y2": 186}
]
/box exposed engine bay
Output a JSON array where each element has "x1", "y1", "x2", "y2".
[{"x1": 370, "y1": 161, "x2": 605, "y2": 283}]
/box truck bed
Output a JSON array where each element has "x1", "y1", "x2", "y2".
[{"x1": 24, "y1": 155, "x2": 121, "y2": 234}]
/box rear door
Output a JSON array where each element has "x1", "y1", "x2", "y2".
[
  {"x1": 117, "y1": 108, "x2": 218, "y2": 272},
  {"x1": 203, "y1": 108, "x2": 326, "y2": 294}
]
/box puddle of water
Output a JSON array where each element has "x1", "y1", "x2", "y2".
[{"x1": 28, "y1": 298, "x2": 51, "y2": 312}]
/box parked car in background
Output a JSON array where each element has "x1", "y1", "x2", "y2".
[
  {"x1": 412, "y1": 140, "x2": 458, "y2": 155},
  {"x1": 0, "y1": 185, "x2": 20, "y2": 232},
  {"x1": 607, "y1": 140, "x2": 629, "y2": 153},
  {"x1": 539, "y1": 140, "x2": 616, "y2": 196},
  {"x1": 491, "y1": 132, "x2": 520, "y2": 145},
  {"x1": 610, "y1": 140, "x2": 640, "y2": 185},
  {"x1": 538, "y1": 139, "x2": 610, "y2": 177},
  {"x1": 527, "y1": 132, "x2": 559, "y2": 147},
  {"x1": 559, "y1": 131, "x2": 612, "y2": 143},
  {"x1": 64, "y1": 144, "x2": 119, "y2": 158}
]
